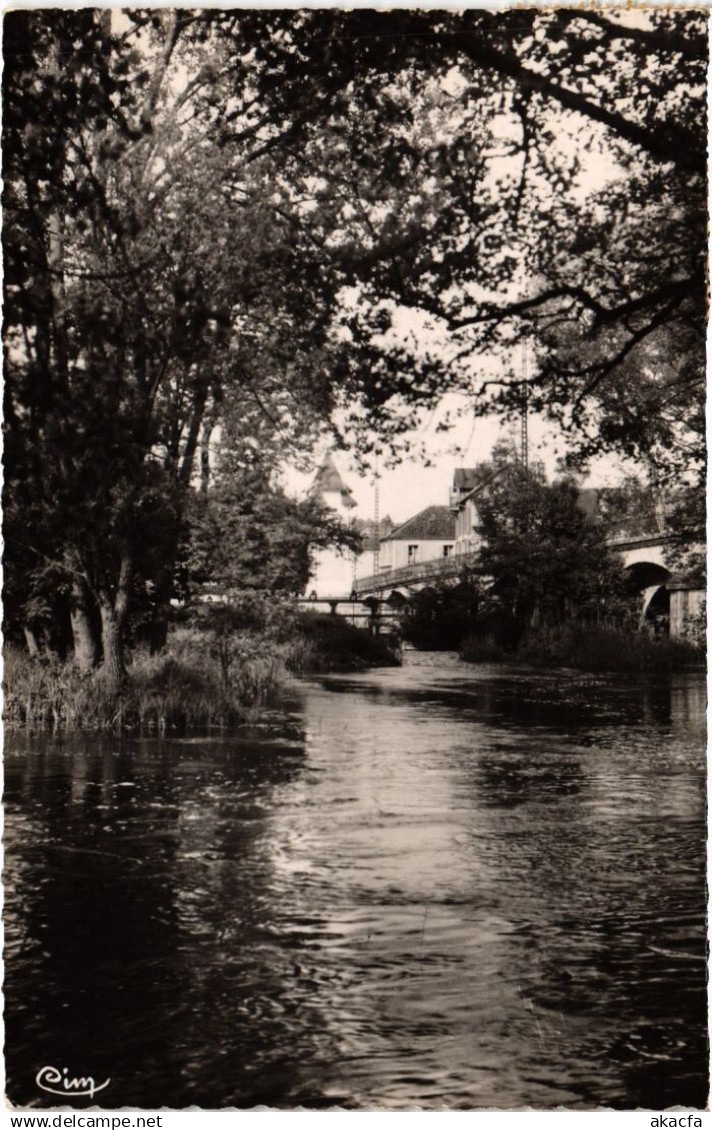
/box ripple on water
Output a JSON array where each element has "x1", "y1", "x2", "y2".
[{"x1": 3, "y1": 660, "x2": 707, "y2": 1109}]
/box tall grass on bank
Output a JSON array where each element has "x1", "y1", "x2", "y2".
[
  {"x1": 461, "y1": 623, "x2": 705, "y2": 673},
  {"x1": 4, "y1": 632, "x2": 286, "y2": 731},
  {"x1": 5, "y1": 616, "x2": 401, "y2": 731}
]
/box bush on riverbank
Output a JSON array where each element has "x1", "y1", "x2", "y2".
[
  {"x1": 400, "y1": 573, "x2": 485, "y2": 650},
  {"x1": 286, "y1": 612, "x2": 401, "y2": 673},
  {"x1": 461, "y1": 622, "x2": 705, "y2": 673},
  {"x1": 5, "y1": 614, "x2": 401, "y2": 730}
]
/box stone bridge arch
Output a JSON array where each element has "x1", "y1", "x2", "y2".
[
  {"x1": 624, "y1": 559, "x2": 672, "y2": 591},
  {"x1": 621, "y1": 555, "x2": 673, "y2": 631}
]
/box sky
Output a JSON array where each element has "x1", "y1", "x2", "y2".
[{"x1": 281, "y1": 399, "x2": 629, "y2": 526}]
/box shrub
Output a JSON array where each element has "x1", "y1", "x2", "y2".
[
  {"x1": 485, "y1": 622, "x2": 705, "y2": 673},
  {"x1": 459, "y1": 635, "x2": 511, "y2": 664},
  {"x1": 401, "y1": 575, "x2": 484, "y2": 650},
  {"x1": 4, "y1": 612, "x2": 400, "y2": 731},
  {"x1": 286, "y1": 612, "x2": 401, "y2": 673}
]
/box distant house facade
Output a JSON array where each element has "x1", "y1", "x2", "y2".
[
  {"x1": 450, "y1": 466, "x2": 502, "y2": 556},
  {"x1": 364, "y1": 505, "x2": 456, "y2": 576}
]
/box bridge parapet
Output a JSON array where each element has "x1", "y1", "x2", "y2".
[
  {"x1": 605, "y1": 522, "x2": 667, "y2": 548},
  {"x1": 355, "y1": 551, "x2": 481, "y2": 597},
  {"x1": 355, "y1": 528, "x2": 678, "y2": 599},
  {"x1": 605, "y1": 517, "x2": 666, "y2": 539}
]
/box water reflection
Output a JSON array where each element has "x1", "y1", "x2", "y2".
[{"x1": 4, "y1": 656, "x2": 707, "y2": 1109}]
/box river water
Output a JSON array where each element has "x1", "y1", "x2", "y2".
[{"x1": 4, "y1": 654, "x2": 707, "y2": 1110}]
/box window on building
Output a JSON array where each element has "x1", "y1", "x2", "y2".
[
  {"x1": 408, "y1": 544, "x2": 419, "y2": 563},
  {"x1": 443, "y1": 545, "x2": 453, "y2": 557}
]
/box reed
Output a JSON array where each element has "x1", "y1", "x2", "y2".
[{"x1": 4, "y1": 633, "x2": 287, "y2": 732}]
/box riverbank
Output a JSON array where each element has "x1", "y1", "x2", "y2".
[
  {"x1": 460, "y1": 623, "x2": 705, "y2": 673},
  {"x1": 4, "y1": 613, "x2": 400, "y2": 731}
]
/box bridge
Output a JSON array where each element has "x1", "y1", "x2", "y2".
[
  {"x1": 353, "y1": 550, "x2": 481, "y2": 600},
  {"x1": 344, "y1": 527, "x2": 700, "y2": 637},
  {"x1": 297, "y1": 595, "x2": 401, "y2": 632},
  {"x1": 353, "y1": 529, "x2": 671, "y2": 597},
  {"x1": 358, "y1": 542, "x2": 660, "y2": 593}
]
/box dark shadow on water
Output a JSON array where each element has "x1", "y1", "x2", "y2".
[
  {"x1": 4, "y1": 722, "x2": 343, "y2": 1108},
  {"x1": 4, "y1": 662, "x2": 707, "y2": 1109},
  {"x1": 318, "y1": 663, "x2": 705, "y2": 736}
]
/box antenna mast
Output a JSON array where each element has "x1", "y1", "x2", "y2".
[
  {"x1": 372, "y1": 456, "x2": 380, "y2": 580},
  {"x1": 520, "y1": 338, "x2": 529, "y2": 469}
]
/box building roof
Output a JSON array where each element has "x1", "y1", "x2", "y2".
[
  {"x1": 309, "y1": 452, "x2": 357, "y2": 509},
  {"x1": 452, "y1": 467, "x2": 481, "y2": 491},
  {"x1": 452, "y1": 463, "x2": 507, "y2": 507},
  {"x1": 384, "y1": 505, "x2": 456, "y2": 542}
]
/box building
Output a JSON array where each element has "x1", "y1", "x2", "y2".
[
  {"x1": 309, "y1": 451, "x2": 358, "y2": 516},
  {"x1": 372, "y1": 505, "x2": 456, "y2": 575},
  {"x1": 452, "y1": 462, "x2": 589, "y2": 556},
  {"x1": 306, "y1": 452, "x2": 358, "y2": 597},
  {"x1": 450, "y1": 465, "x2": 503, "y2": 556}
]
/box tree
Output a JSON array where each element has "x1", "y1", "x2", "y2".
[
  {"x1": 402, "y1": 447, "x2": 638, "y2": 652},
  {"x1": 185, "y1": 466, "x2": 360, "y2": 608},
  {"x1": 472, "y1": 460, "x2": 636, "y2": 642},
  {"x1": 4, "y1": 9, "x2": 705, "y2": 686},
  {"x1": 3, "y1": 10, "x2": 353, "y2": 682},
  {"x1": 181, "y1": 428, "x2": 361, "y2": 697},
  {"x1": 199, "y1": 8, "x2": 706, "y2": 481},
  {"x1": 401, "y1": 571, "x2": 487, "y2": 651}
]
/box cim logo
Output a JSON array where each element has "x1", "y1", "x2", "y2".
[{"x1": 36, "y1": 1066, "x2": 111, "y2": 1100}]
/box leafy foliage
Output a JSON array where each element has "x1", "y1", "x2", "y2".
[
  {"x1": 511, "y1": 623, "x2": 703, "y2": 673},
  {"x1": 287, "y1": 612, "x2": 400, "y2": 673},
  {"x1": 404, "y1": 455, "x2": 639, "y2": 652},
  {"x1": 3, "y1": 8, "x2": 705, "y2": 684},
  {"x1": 197, "y1": 8, "x2": 706, "y2": 481},
  {"x1": 185, "y1": 471, "x2": 359, "y2": 606},
  {"x1": 474, "y1": 464, "x2": 638, "y2": 637},
  {"x1": 3, "y1": 10, "x2": 355, "y2": 674},
  {"x1": 401, "y1": 573, "x2": 488, "y2": 651}
]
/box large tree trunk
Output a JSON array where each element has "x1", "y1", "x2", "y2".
[
  {"x1": 23, "y1": 625, "x2": 40, "y2": 658},
  {"x1": 97, "y1": 551, "x2": 133, "y2": 690},
  {"x1": 70, "y1": 578, "x2": 99, "y2": 672},
  {"x1": 98, "y1": 597, "x2": 124, "y2": 690}
]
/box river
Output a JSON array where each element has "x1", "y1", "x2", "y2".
[{"x1": 4, "y1": 654, "x2": 707, "y2": 1110}]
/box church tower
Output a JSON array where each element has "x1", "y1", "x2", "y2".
[
  {"x1": 306, "y1": 452, "x2": 357, "y2": 598},
  {"x1": 309, "y1": 452, "x2": 357, "y2": 521}
]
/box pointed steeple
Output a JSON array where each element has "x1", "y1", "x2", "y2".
[{"x1": 309, "y1": 452, "x2": 357, "y2": 510}]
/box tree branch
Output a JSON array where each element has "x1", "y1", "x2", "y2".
[
  {"x1": 457, "y1": 29, "x2": 702, "y2": 174},
  {"x1": 572, "y1": 11, "x2": 704, "y2": 62}
]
